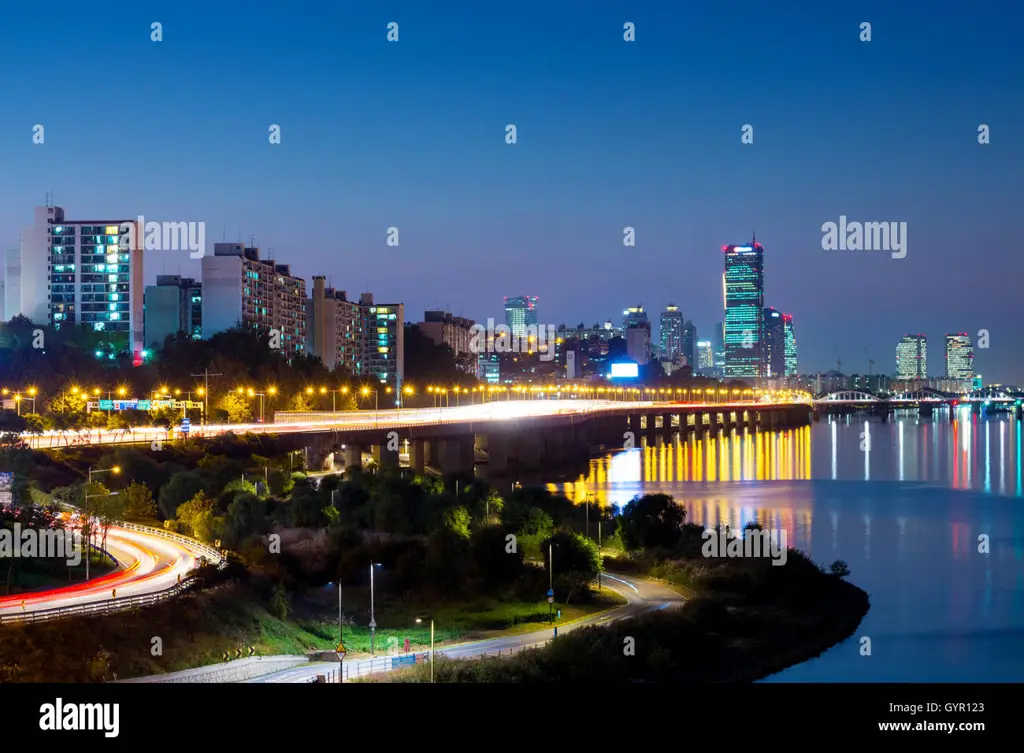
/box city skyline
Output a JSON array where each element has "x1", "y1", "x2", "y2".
[{"x1": 1, "y1": 2, "x2": 1020, "y2": 380}]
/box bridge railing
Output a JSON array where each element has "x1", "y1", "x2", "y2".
[
  {"x1": 0, "y1": 573, "x2": 208, "y2": 626},
  {"x1": 115, "y1": 521, "x2": 225, "y2": 567}
]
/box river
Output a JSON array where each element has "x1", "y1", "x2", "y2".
[{"x1": 545, "y1": 410, "x2": 1024, "y2": 681}]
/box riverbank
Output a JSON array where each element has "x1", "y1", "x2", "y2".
[{"x1": 365, "y1": 548, "x2": 870, "y2": 683}]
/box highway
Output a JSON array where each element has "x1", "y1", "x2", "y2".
[
  {"x1": 0, "y1": 525, "x2": 211, "y2": 622},
  {"x1": 21, "y1": 398, "x2": 790, "y2": 449},
  {"x1": 247, "y1": 573, "x2": 685, "y2": 683}
]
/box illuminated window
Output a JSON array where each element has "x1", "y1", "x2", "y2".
[{"x1": 104, "y1": 226, "x2": 119, "y2": 234}]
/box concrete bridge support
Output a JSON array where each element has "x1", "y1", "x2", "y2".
[
  {"x1": 410, "y1": 439, "x2": 427, "y2": 473},
  {"x1": 485, "y1": 433, "x2": 511, "y2": 474},
  {"x1": 517, "y1": 434, "x2": 543, "y2": 471},
  {"x1": 372, "y1": 444, "x2": 399, "y2": 469},
  {"x1": 438, "y1": 436, "x2": 474, "y2": 476},
  {"x1": 344, "y1": 444, "x2": 364, "y2": 471}
]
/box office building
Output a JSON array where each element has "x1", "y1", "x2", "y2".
[
  {"x1": 783, "y1": 314, "x2": 797, "y2": 376},
  {"x1": 681, "y1": 321, "x2": 697, "y2": 366},
  {"x1": 763, "y1": 307, "x2": 785, "y2": 378},
  {"x1": 201, "y1": 243, "x2": 306, "y2": 360},
  {"x1": 504, "y1": 296, "x2": 538, "y2": 338},
  {"x1": 360, "y1": 294, "x2": 404, "y2": 396},
  {"x1": 418, "y1": 311, "x2": 475, "y2": 367},
  {"x1": 143, "y1": 276, "x2": 202, "y2": 350},
  {"x1": 945, "y1": 333, "x2": 974, "y2": 379},
  {"x1": 696, "y1": 341, "x2": 714, "y2": 372},
  {"x1": 659, "y1": 305, "x2": 684, "y2": 361},
  {"x1": 712, "y1": 321, "x2": 726, "y2": 376},
  {"x1": 723, "y1": 238, "x2": 765, "y2": 379},
  {"x1": 8, "y1": 206, "x2": 144, "y2": 356},
  {"x1": 896, "y1": 334, "x2": 927, "y2": 378}
]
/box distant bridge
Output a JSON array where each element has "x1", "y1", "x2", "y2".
[{"x1": 814, "y1": 388, "x2": 1018, "y2": 407}]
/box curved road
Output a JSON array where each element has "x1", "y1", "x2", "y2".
[
  {"x1": 248, "y1": 573, "x2": 686, "y2": 683},
  {"x1": 0, "y1": 525, "x2": 210, "y2": 621}
]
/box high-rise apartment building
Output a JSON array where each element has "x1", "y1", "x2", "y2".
[
  {"x1": 945, "y1": 333, "x2": 974, "y2": 379},
  {"x1": 625, "y1": 322, "x2": 651, "y2": 364},
  {"x1": 418, "y1": 311, "x2": 475, "y2": 364},
  {"x1": 622, "y1": 305, "x2": 648, "y2": 330},
  {"x1": 201, "y1": 243, "x2": 306, "y2": 360},
  {"x1": 723, "y1": 239, "x2": 765, "y2": 379},
  {"x1": 763, "y1": 307, "x2": 785, "y2": 378},
  {"x1": 783, "y1": 314, "x2": 797, "y2": 376},
  {"x1": 896, "y1": 334, "x2": 927, "y2": 378},
  {"x1": 360, "y1": 294, "x2": 404, "y2": 397},
  {"x1": 143, "y1": 276, "x2": 202, "y2": 350},
  {"x1": 306, "y1": 278, "x2": 362, "y2": 374},
  {"x1": 659, "y1": 304, "x2": 684, "y2": 361},
  {"x1": 504, "y1": 296, "x2": 538, "y2": 338},
  {"x1": 7, "y1": 206, "x2": 144, "y2": 356},
  {"x1": 305, "y1": 282, "x2": 404, "y2": 393}
]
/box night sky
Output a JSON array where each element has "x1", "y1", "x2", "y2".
[{"x1": 1, "y1": 1, "x2": 1020, "y2": 380}]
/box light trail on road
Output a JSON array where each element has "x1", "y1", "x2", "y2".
[{"x1": 0, "y1": 525, "x2": 212, "y2": 621}]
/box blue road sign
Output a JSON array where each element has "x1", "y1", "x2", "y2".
[{"x1": 546, "y1": 589, "x2": 554, "y2": 598}]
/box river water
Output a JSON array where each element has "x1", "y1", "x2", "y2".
[{"x1": 545, "y1": 411, "x2": 1024, "y2": 682}]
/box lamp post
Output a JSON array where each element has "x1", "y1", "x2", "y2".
[
  {"x1": 548, "y1": 540, "x2": 554, "y2": 624},
  {"x1": 416, "y1": 617, "x2": 435, "y2": 683},
  {"x1": 360, "y1": 387, "x2": 379, "y2": 426},
  {"x1": 84, "y1": 465, "x2": 120, "y2": 581},
  {"x1": 400, "y1": 386, "x2": 414, "y2": 414},
  {"x1": 369, "y1": 562, "x2": 381, "y2": 653}
]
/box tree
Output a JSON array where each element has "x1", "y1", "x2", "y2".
[
  {"x1": 94, "y1": 489, "x2": 126, "y2": 552},
  {"x1": 618, "y1": 493, "x2": 686, "y2": 552},
  {"x1": 829, "y1": 560, "x2": 851, "y2": 578},
  {"x1": 544, "y1": 531, "x2": 601, "y2": 603},
  {"x1": 219, "y1": 392, "x2": 252, "y2": 423},
  {"x1": 176, "y1": 490, "x2": 215, "y2": 539},
  {"x1": 122, "y1": 482, "x2": 157, "y2": 521},
  {"x1": 158, "y1": 471, "x2": 207, "y2": 520}
]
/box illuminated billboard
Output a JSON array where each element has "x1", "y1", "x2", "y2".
[{"x1": 609, "y1": 363, "x2": 639, "y2": 379}]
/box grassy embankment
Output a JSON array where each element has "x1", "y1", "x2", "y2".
[
  {"x1": 362, "y1": 551, "x2": 870, "y2": 683},
  {"x1": 0, "y1": 578, "x2": 624, "y2": 682}
]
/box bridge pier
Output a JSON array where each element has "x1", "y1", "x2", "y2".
[
  {"x1": 372, "y1": 444, "x2": 399, "y2": 469},
  {"x1": 344, "y1": 444, "x2": 364, "y2": 471},
  {"x1": 485, "y1": 432, "x2": 511, "y2": 474},
  {"x1": 517, "y1": 435, "x2": 543, "y2": 471},
  {"x1": 410, "y1": 439, "x2": 427, "y2": 473},
  {"x1": 438, "y1": 436, "x2": 474, "y2": 476}
]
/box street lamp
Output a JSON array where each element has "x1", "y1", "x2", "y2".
[
  {"x1": 548, "y1": 540, "x2": 554, "y2": 624},
  {"x1": 84, "y1": 465, "x2": 120, "y2": 581},
  {"x1": 400, "y1": 385, "x2": 414, "y2": 413},
  {"x1": 360, "y1": 387, "x2": 379, "y2": 425},
  {"x1": 415, "y1": 616, "x2": 435, "y2": 683},
  {"x1": 369, "y1": 562, "x2": 382, "y2": 653}
]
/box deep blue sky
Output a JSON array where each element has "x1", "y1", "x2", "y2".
[{"x1": 1, "y1": 1, "x2": 1021, "y2": 380}]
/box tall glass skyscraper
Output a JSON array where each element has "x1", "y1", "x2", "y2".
[
  {"x1": 504, "y1": 295, "x2": 538, "y2": 338},
  {"x1": 896, "y1": 334, "x2": 927, "y2": 378},
  {"x1": 783, "y1": 314, "x2": 797, "y2": 376},
  {"x1": 659, "y1": 304, "x2": 683, "y2": 361},
  {"x1": 723, "y1": 239, "x2": 765, "y2": 379},
  {"x1": 945, "y1": 333, "x2": 974, "y2": 378},
  {"x1": 763, "y1": 307, "x2": 785, "y2": 377}
]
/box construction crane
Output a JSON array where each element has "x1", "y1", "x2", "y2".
[
  {"x1": 834, "y1": 344, "x2": 842, "y2": 374},
  {"x1": 865, "y1": 347, "x2": 874, "y2": 377}
]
